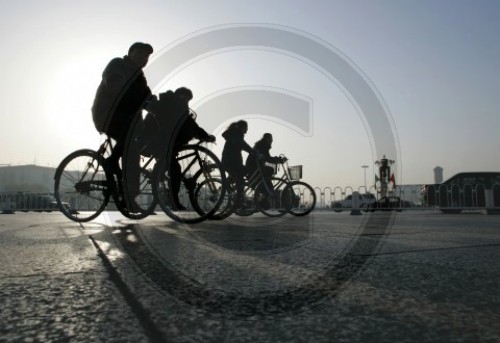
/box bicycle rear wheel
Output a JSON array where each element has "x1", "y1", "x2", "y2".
[
  {"x1": 154, "y1": 145, "x2": 226, "y2": 223},
  {"x1": 286, "y1": 181, "x2": 316, "y2": 216},
  {"x1": 54, "y1": 149, "x2": 110, "y2": 222}
]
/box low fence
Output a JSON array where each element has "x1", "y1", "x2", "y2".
[
  {"x1": 2, "y1": 183, "x2": 500, "y2": 214},
  {"x1": 315, "y1": 183, "x2": 500, "y2": 214},
  {"x1": 0, "y1": 192, "x2": 59, "y2": 212}
]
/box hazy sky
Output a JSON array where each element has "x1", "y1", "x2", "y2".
[{"x1": 1, "y1": 0, "x2": 499, "y2": 190}]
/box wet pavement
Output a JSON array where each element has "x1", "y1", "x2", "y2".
[{"x1": 1, "y1": 211, "x2": 500, "y2": 342}]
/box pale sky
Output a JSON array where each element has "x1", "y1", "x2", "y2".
[{"x1": 1, "y1": 0, "x2": 500, "y2": 190}]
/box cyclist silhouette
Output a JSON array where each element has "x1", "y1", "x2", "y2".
[
  {"x1": 221, "y1": 120, "x2": 253, "y2": 206},
  {"x1": 91, "y1": 42, "x2": 155, "y2": 211},
  {"x1": 246, "y1": 133, "x2": 286, "y2": 196},
  {"x1": 141, "y1": 87, "x2": 215, "y2": 210},
  {"x1": 170, "y1": 87, "x2": 215, "y2": 210}
]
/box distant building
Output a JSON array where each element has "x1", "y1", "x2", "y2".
[
  {"x1": 0, "y1": 164, "x2": 56, "y2": 192},
  {"x1": 434, "y1": 166, "x2": 443, "y2": 184}
]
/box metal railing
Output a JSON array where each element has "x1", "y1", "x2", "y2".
[
  {"x1": 322, "y1": 183, "x2": 500, "y2": 213},
  {"x1": 0, "y1": 192, "x2": 58, "y2": 212},
  {"x1": 2, "y1": 183, "x2": 500, "y2": 214}
]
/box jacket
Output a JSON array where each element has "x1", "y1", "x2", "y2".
[
  {"x1": 92, "y1": 56, "x2": 151, "y2": 138},
  {"x1": 221, "y1": 125, "x2": 253, "y2": 176}
]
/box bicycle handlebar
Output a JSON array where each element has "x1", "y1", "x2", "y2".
[{"x1": 255, "y1": 153, "x2": 288, "y2": 164}]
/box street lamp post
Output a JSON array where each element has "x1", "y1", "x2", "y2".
[{"x1": 361, "y1": 165, "x2": 369, "y2": 190}]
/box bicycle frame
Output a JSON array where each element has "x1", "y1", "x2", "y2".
[
  {"x1": 231, "y1": 155, "x2": 289, "y2": 212},
  {"x1": 77, "y1": 138, "x2": 156, "y2": 215}
]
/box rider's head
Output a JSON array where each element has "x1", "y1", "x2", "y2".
[
  {"x1": 263, "y1": 133, "x2": 273, "y2": 144},
  {"x1": 175, "y1": 87, "x2": 194, "y2": 103},
  {"x1": 237, "y1": 120, "x2": 248, "y2": 134},
  {"x1": 127, "y1": 42, "x2": 153, "y2": 68}
]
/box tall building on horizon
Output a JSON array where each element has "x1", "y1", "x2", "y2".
[{"x1": 434, "y1": 166, "x2": 443, "y2": 184}]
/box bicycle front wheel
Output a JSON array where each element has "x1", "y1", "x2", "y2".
[
  {"x1": 154, "y1": 145, "x2": 226, "y2": 223},
  {"x1": 119, "y1": 156, "x2": 158, "y2": 220},
  {"x1": 259, "y1": 177, "x2": 292, "y2": 218},
  {"x1": 54, "y1": 149, "x2": 110, "y2": 222},
  {"x1": 135, "y1": 156, "x2": 158, "y2": 215},
  {"x1": 193, "y1": 178, "x2": 232, "y2": 220},
  {"x1": 286, "y1": 181, "x2": 316, "y2": 216}
]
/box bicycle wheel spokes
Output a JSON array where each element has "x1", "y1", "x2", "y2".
[
  {"x1": 54, "y1": 149, "x2": 110, "y2": 222},
  {"x1": 131, "y1": 157, "x2": 157, "y2": 217},
  {"x1": 155, "y1": 145, "x2": 226, "y2": 223},
  {"x1": 234, "y1": 186, "x2": 257, "y2": 217},
  {"x1": 193, "y1": 178, "x2": 227, "y2": 217},
  {"x1": 286, "y1": 181, "x2": 317, "y2": 216},
  {"x1": 259, "y1": 177, "x2": 291, "y2": 217}
]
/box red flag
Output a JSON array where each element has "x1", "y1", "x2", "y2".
[{"x1": 390, "y1": 173, "x2": 396, "y2": 187}]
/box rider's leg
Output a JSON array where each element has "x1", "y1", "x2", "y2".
[
  {"x1": 254, "y1": 166, "x2": 275, "y2": 209},
  {"x1": 123, "y1": 140, "x2": 141, "y2": 195},
  {"x1": 263, "y1": 166, "x2": 275, "y2": 194},
  {"x1": 233, "y1": 175, "x2": 244, "y2": 208},
  {"x1": 233, "y1": 168, "x2": 247, "y2": 208},
  {"x1": 223, "y1": 163, "x2": 245, "y2": 208},
  {"x1": 170, "y1": 156, "x2": 186, "y2": 210},
  {"x1": 107, "y1": 136, "x2": 124, "y2": 175},
  {"x1": 255, "y1": 166, "x2": 274, "y2": 195},
  {"x1": 122, "y1": 138, "x2": 142, "y2": 211}
]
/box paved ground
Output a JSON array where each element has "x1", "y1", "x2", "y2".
[{"x1": 1, "y1": 210, "x2": 499, "y2": 342}]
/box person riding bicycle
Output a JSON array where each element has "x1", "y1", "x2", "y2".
[
  {"x1": 245, "y1": 133, "x2": 286, "y2": 206},
  {"x1": 172, "y1": 87, "x2": 215, "y2": 150},
  {"x1": 221, "y1": 120, "x2": 254, "y2": 207},
  {"x1": 141, "y1": 87, "x2": 215, "y2": 210},
  {"x1": 91, "y1": 42, "x2": 155, "y2": 211},
  {"x1": 170, "y1": 87, "x2": 215, "y2": 210}
]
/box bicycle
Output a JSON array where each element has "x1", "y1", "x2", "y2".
[
  {"x1": 53, "y1": 137, "x2": 157, "y2": 222},
  {"x1": 194, "y1": 154, "x2": 302, "y2": 220},
  {"x1": 241, "y1": 154, "x2": 317, "y2": 217},
  {"x1": 152, "y1": 141, "x2": 227, "y2": 223}
]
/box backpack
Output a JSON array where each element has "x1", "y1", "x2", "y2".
[{"x1": 137, "y1": 91, "x2": 188, "y2": 157}]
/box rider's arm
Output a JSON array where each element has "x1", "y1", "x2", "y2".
[
  {"x1": 242, "y1": 140, "x2": 254, "y2": 154},
  {"x1": 184, "y1": 117, "x2": 215, "y2": 143},
  {"x1": 194, "y1": 126, "x2": 211, "y2": 142},
  {"x1": 268, "y1": 156, "x2": 281, "y2": 164}
]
